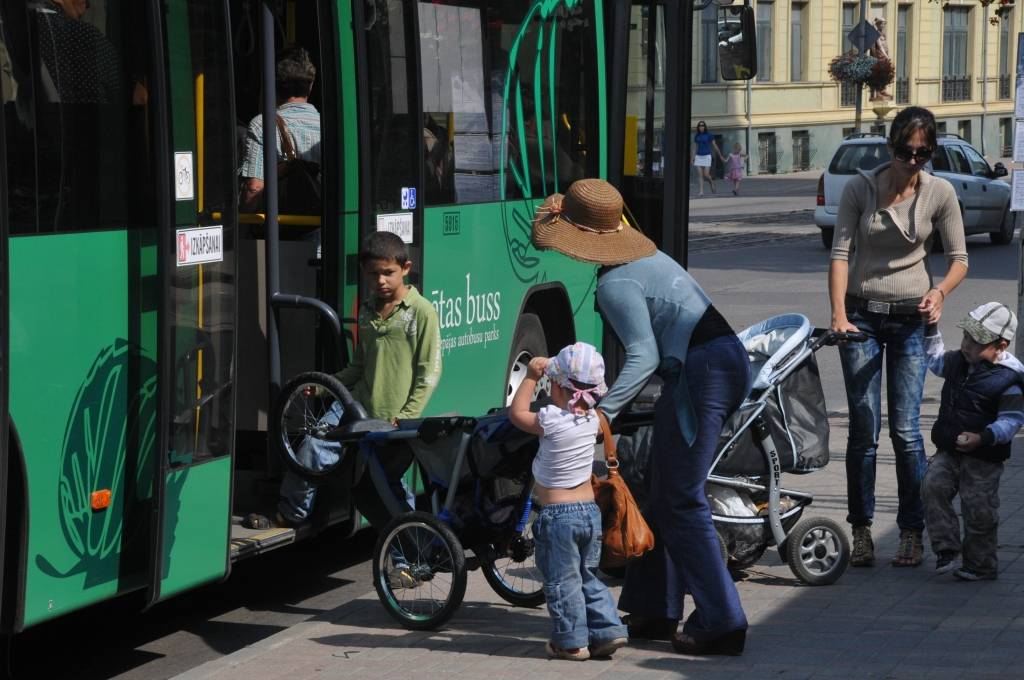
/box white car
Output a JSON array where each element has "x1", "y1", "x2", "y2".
[{"x1": 815, "y1": 133, "x2": 1014, "y2": 249}]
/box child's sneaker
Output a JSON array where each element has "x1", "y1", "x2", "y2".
[
  {"x1": 589, "y1": 636, "x2": 628, "y2": 657},
  {"x1": 953, "y1": 567, "x2": 997, "y2": 581},
  {"x1": 545, "y1": 642, "x2": 589, "y2": 661},
  {"x1": 934, "y1": 551, "x2": 960, "y2": 575}
]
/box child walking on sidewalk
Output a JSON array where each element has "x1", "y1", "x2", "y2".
[
  {"x1": 726, "y1": 143, "x2": 747, "y2": 195},
  {"x1": 921, "y1": 302, "x2": 1024, "y2": 580},
  {"x1": 509, "y1": 343, "x2": 628, "y2": 661}
]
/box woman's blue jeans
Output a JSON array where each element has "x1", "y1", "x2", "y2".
[
  {"x1": 532, "y1": 502, "x2": 627, "y2": 649},
  {"x1": 618, "y1": 335, "x2": 751, "y2": 640},
  {"x1": 839, "y1": 307, "x2": 928, "y2": 532}
]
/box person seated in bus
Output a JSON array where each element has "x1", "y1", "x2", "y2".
[
  {"x1": 239, "y1": 45, "x2": 321, "y2": 212},
  {"x1": 276, "y1": 231, "x2": 443, "y2": 529}
]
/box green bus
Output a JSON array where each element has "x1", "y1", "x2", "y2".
[{"x1": 0, "y1": 0, "x2": 754, "y2": 637}]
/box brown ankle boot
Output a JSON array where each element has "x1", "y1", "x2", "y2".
[{"x1": 851, "y1": 526, "x2": 874, "y2": 567}]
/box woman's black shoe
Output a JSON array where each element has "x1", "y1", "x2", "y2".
[
  {"x1": 623, "y1": 615, "x2": 679, "y2": 641},
  {"x1": 671, "y1": 628, "x2": 746, "y2": 656}
]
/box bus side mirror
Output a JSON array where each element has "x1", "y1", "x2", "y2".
[{"x1": 717, "y1": 5, "x2": 757, "y2": 81}]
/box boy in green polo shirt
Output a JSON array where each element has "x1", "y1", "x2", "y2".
[{"x1": 277, "y1": 230, "x2": 442, "y2": 527}]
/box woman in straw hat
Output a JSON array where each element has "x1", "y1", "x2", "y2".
[{"x1": 532, "y1": 178, "x2": 751, "y2": 655}]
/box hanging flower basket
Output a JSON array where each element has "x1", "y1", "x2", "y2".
[
  {"x1": 828, "y1": 51, "x2": 878, "y2": 85},
  {"x1": 865, "y1": 57, "x2": 895, "y2": 92}
]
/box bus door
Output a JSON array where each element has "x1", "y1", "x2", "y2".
[
  {"x1": 148, "y1": 0, "x2": 238, "y2": 604},
  {"x1": 0, "y1": 16, "x2": 8, "y2": 622},
  {"x1": 616, "y1": 0, "x2": 667, "y2": 251}
]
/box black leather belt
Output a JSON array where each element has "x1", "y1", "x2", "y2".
[{"x1": 845, "y1": 295, "x2": 920, "y2": 316}]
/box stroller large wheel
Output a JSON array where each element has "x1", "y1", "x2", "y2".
[
  {"x1": 784, "y1": 516, "x2": 849, "y2": 586},
  {"x1": 373, "y1": 511, "x2": 467, "y2": 630},
  {"x1": 481, "y1": 536, "x2": 545, "y2": 608},
  {"x1": 271, "y1": 371, "x2": 353, "y2": 478}
]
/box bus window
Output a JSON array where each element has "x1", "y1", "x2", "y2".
[
  {"x1": 419, "y1": 0, "x2": 599, "y2": 206},
  {"x1": 364, "y1": 0, "x2": 419, "y2": 216},
  {"x1": 0, "y1": 0, "x2": 154, "y2": 233}
]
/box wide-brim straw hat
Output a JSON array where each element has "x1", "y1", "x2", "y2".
[{"x1": 532, "y1": 178, "x2": 657, "y2": 266}]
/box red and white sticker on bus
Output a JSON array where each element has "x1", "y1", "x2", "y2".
[{"x1": 176, "y1": 226, "x2": 224, "y2": 267}]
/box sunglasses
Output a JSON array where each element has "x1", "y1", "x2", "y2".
[{"x1": 892, "y1": 144, "x2": 933, "y2": 163}]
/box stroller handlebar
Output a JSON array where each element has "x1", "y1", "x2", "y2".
[{"x1": 811, "y1": 328, "x2": 868, "y2": 350}]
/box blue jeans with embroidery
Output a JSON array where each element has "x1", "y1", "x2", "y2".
[
  {"x1": 618, "y1": 334, "x2": 750, "y2": 639},
  {"x1": 839, "y1": 307, "x2": 928, "y2": 531},
  {"x1": 532, "y1": 502, "x2": 627, "y2": 650}
]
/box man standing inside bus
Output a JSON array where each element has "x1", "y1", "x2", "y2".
[{"x1": 239, "y1": 46, "x2": 321, "y2": 211}]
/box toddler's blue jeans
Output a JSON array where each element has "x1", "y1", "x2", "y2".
[{"x1": 532, "y1": 501, "x2": 627, "y2": 650}]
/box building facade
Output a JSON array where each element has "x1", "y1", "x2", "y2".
[{"x1": 623, "y1": 0, "x2": 1024, "y2": 177}]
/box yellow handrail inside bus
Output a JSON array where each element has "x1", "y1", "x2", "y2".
[{"x1": 227, "y1": 212, "x2": 322, "y2": 227}]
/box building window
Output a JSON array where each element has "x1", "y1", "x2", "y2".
[
  {"x1": 758, "y1": 131, "x2": 777, "y2": 174},
  {"x1": 757, "y1": 1, "x2": 773, "y2": 81},
  {"x1": 701, "y1": 4, "x2": 717, "y2": 83},
  {"x1": 895, "y1": 5, "x2": 910, "y2": 103},
  {"x1": 958, "y1": 119, "x2": 972, "y2": 144},
  {"x1": 1000, "y1": 117, "x2": 1013, "y2": 157},
  {"x1": 790, "y1": 3, "x2": 805, "y2": 82},
  {"x1": 792, "y1": 130, "x2": 810, "y2": 170},
  {"x1": 937, "y1": 121, "x2": 947, "y2": 134},
  {"x1": 942, "y1": 6, "x2": 971, "y2": 102},
  {"x1": 842, "y1": 126, "x2": 856, "y2": 139},
  {"x1": 840, "y1": 3, "x2": 858, "y2": 106},
  {"x1": 999, "y1": 9, "x2": 1012, "y2": 100}
]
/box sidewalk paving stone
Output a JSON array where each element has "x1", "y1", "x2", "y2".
[{"x1": 175, "y1": 400, "x2": 1024, "y2": 680}]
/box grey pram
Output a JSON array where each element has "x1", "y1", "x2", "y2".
[{"x1": 616, "y1": 314, "x2": 857, "y2": 586}]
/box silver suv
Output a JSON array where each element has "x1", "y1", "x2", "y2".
[{"x1": 814, "y1": 133, "x2": 1013, "y2": 249}]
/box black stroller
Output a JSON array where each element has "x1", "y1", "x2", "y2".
[{"x1": 272, "y1": 373, "x2": 545, "y2": 630}]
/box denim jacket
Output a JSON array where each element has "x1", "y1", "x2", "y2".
[{"x1": 597, "y1": 251, "x2": 710, "y2": 444}]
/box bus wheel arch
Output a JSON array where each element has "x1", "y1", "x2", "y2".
[{"x1": 504, "y1": 285, "x2": 576, "y2": 406}]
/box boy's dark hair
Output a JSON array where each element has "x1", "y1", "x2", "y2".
[
  {"x1": 360, "y1": 231, "x2": 410, "y2": 266},
  {"x1": 888, "y1": 106, "x2": 937, "y2": 150},
  {"x1": 276, "y1": 46, "x2": 316, "y2": 99}
]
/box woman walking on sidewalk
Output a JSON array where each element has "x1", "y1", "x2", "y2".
[
  {"x1": 828, "y1": 106, "x2": 968, "y2": 569},
  {"x1": 690, "y1": 120, "x2": 724, "y2": 197}
]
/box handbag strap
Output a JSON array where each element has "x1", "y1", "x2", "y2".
[
  {"x1": 596, "y1": 410, "x2": 619, "y2": 477},
  {"x1": 275, "y1": 114, "x2": 299, "y2": 161}
]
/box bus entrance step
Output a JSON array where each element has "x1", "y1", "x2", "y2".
[{"x1": 230, "y1": 524, "x2": 297, "y2": 561}]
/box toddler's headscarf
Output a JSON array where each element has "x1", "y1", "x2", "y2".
[{"x1": 545, "y1": 342, "x2": 608, "y2": 409}]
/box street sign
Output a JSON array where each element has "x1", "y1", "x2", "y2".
[{"x1": 846, "y1": 19, "x2": 880, "y2": 51}]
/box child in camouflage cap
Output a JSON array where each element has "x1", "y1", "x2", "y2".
[{"x1": 921, "y1": 302, "x2": 1024, "y2": 580}]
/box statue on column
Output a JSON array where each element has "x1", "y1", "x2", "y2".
[{"x1": 869, "y1": 17, "x2": 893, "y2": 102}]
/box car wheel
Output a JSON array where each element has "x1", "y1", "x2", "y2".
[
  {"x1": 820, "y1": 228, "x2": 833, "y2": 250},
  {"x1": 991, "y1": 204, "x2": 1015, "y2": 246}
]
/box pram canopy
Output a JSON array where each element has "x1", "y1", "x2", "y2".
[{"x1": 715, "y1": 314, "x2": 830, "y2": 476}]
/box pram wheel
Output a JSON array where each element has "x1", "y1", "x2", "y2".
[
  {"x1": 481, "y1": 536, "x2": 545, "y2": 608},
  {"x1": 784, "y1": 516, "x2": 849, "y2": 586},
  {"x1": 372, "y1": 511, "x2": 467, "y2": 630},
  {"x1": 271, "y1": 371, "x2": 353, "y2": 478}
]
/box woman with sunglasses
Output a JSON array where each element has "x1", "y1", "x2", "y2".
[{"x1": 829, "y1": 106, "x2": 968, "y2": 569}]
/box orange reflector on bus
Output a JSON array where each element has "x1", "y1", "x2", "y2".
[{"x1": 91, "y1": 490, "x2": 111, "y2": 511}]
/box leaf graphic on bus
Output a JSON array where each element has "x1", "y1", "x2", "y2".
[{"x1": 38, "y1": 340, "x2": 157, "y2": 583}]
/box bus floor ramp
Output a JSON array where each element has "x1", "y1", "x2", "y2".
[{"x1": 230, "y1": 518, "x2": 297, "y2": 561}]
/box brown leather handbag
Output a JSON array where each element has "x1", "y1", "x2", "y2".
[{"x1": 592, "y1": 411, "x2": 655, "y2": 568}]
